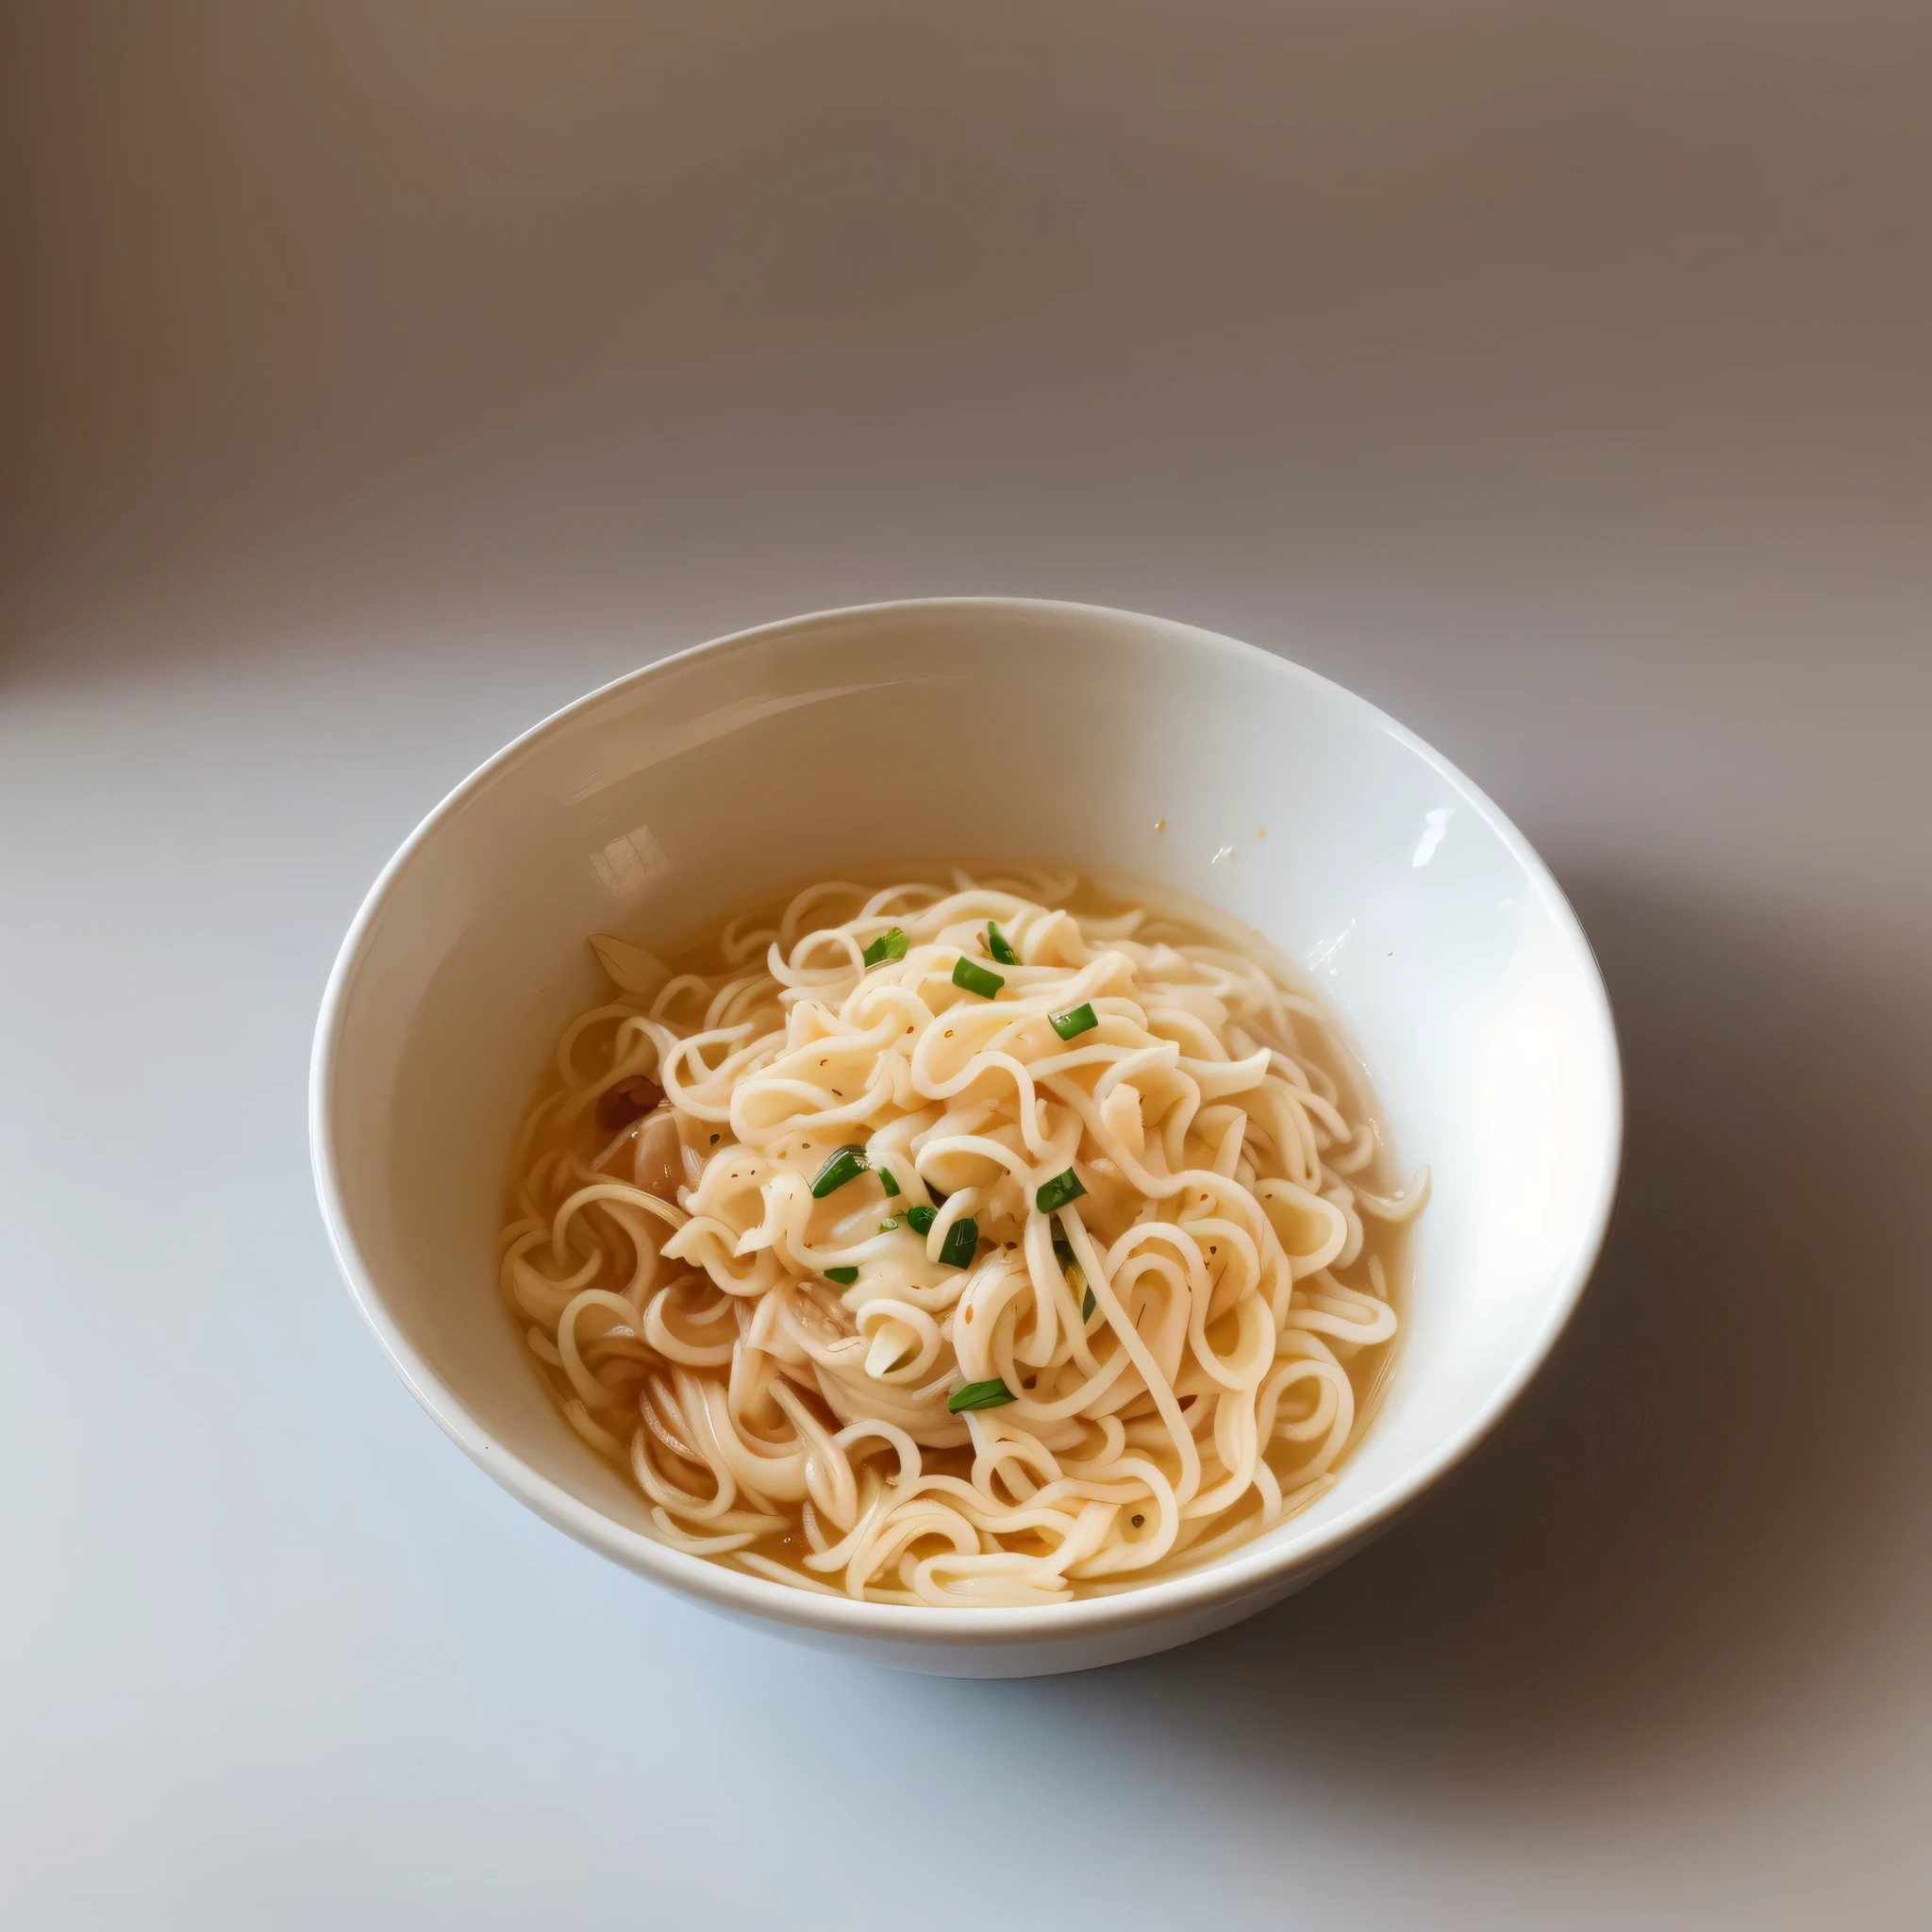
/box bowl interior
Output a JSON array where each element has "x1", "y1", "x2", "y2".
[{"x1": 319, "y1": 600, "x2": 1620, "y2": 1619}]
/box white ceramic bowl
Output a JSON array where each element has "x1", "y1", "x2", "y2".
[{"x1": 310, "y1": 598, "x2": 1621, "y2": 1676}]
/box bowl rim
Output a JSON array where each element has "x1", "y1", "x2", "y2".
[{"x1": 309, "y1": 594, "x2": 1624, "y2": 1649}]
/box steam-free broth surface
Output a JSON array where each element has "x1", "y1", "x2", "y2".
[{"x1": 499, "y1": 868, "x2": 1424, "y2": 1607}]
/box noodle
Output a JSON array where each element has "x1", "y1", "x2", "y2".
[{"x1": 498, "y1": 869, "x2": 1425, "y2": 1607}]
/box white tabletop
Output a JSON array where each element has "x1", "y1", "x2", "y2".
[{"x1": 5, "y1": 6, "x2": 1929, "y2": 1926}]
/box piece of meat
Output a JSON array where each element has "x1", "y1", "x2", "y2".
[{"x1": 596, "y1": 1075, "x2": 663, "y2": 1130}]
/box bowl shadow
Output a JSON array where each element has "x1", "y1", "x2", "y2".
[{"x1": 989, "y1": 869, "x2": 1932, "y2": 1782}]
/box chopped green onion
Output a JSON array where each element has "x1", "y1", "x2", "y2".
[
  {"x1": 951, "y1": 956, "x2": 1004, "y2": 999},
  {"x1": 1035, "y1": 1168, "x2": 1087, "y2": 1214},
  {"x1": 824, "y1": 1266, "x2": 858, "y2": 1286},
  {"x1": 810, "y1": 1145, "x2": 869, "y2": 1198},
  {"x1": 986, "y1": 921, "x2": 1019, "y2": 965},
  {"x1": 862, "y1": 926, "x2": 908, "y2": 969},
  {"x1": 1050, "y1": 1003, "x2": 1098, "y2": 1041},
  {"x1": 906, "y1": 1205, "x2": 938, "y2": 1236},
  {"x1": 876, "y1": 1166, "x2": 901, "y2": 1197},
  {"x1": 1051, "y1": 1228, "x2": 1097, "y2": 1321},
  {"x1": 878, "y1": 1217, "x2": 901, "y2": 1232},
  {"x1": 1052, "y1": 1230, "x2": 1091, "y2": 1314},
  {"x1": 948, "y1": 1377, "x2": 1017, "y2": 1413},
  {"x1": 937, "y1": 1217, "x2": 979, "y2": 1268}
]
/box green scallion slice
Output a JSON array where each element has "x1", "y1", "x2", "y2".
[
  {"x1": 1082, "y1": 1284, "x2": 1096, "y2": 1323},
  {"x1": 951, "y1": 956, "x2": 1004, "y2": 999},
  {"x1": 906, "y1": 1205, "x2": 938, "y2": 1236},
  {"x1": 948, "y1": 1377, "x2": 1017, "y2": 1413},
  {"x1": 876, "y1": 1166, "x2": 901, "y2": 1197},
  {"x1": 824, "y1": 1265, "x2": 858, "y2": 1286},
  {"x1": 1050, "y1": 1003, "x2": 1098, "y2": 1041},
  {"x1": 986, "y1": 921, "x2": 1019, "y2": 965},
  {"x1": 937, "y1": 1216, "x2": 979, "y2": 1268},
  {"x1": 862, "y1": 926, "x2": 908, "y2": 969},
  {"x1": 878, "y1": 1217, "x2": 900, "y2": 1232},
  {"x1": 1052, "y1": 1235, "x2": 1077, "y2": 1274},
  {"x1": 1035, "y1": 1168, "x2": 1087, "y2": 1214},
  {"x1": 810, "y1": 1144, "x2": 869, "y2": 1198}
]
